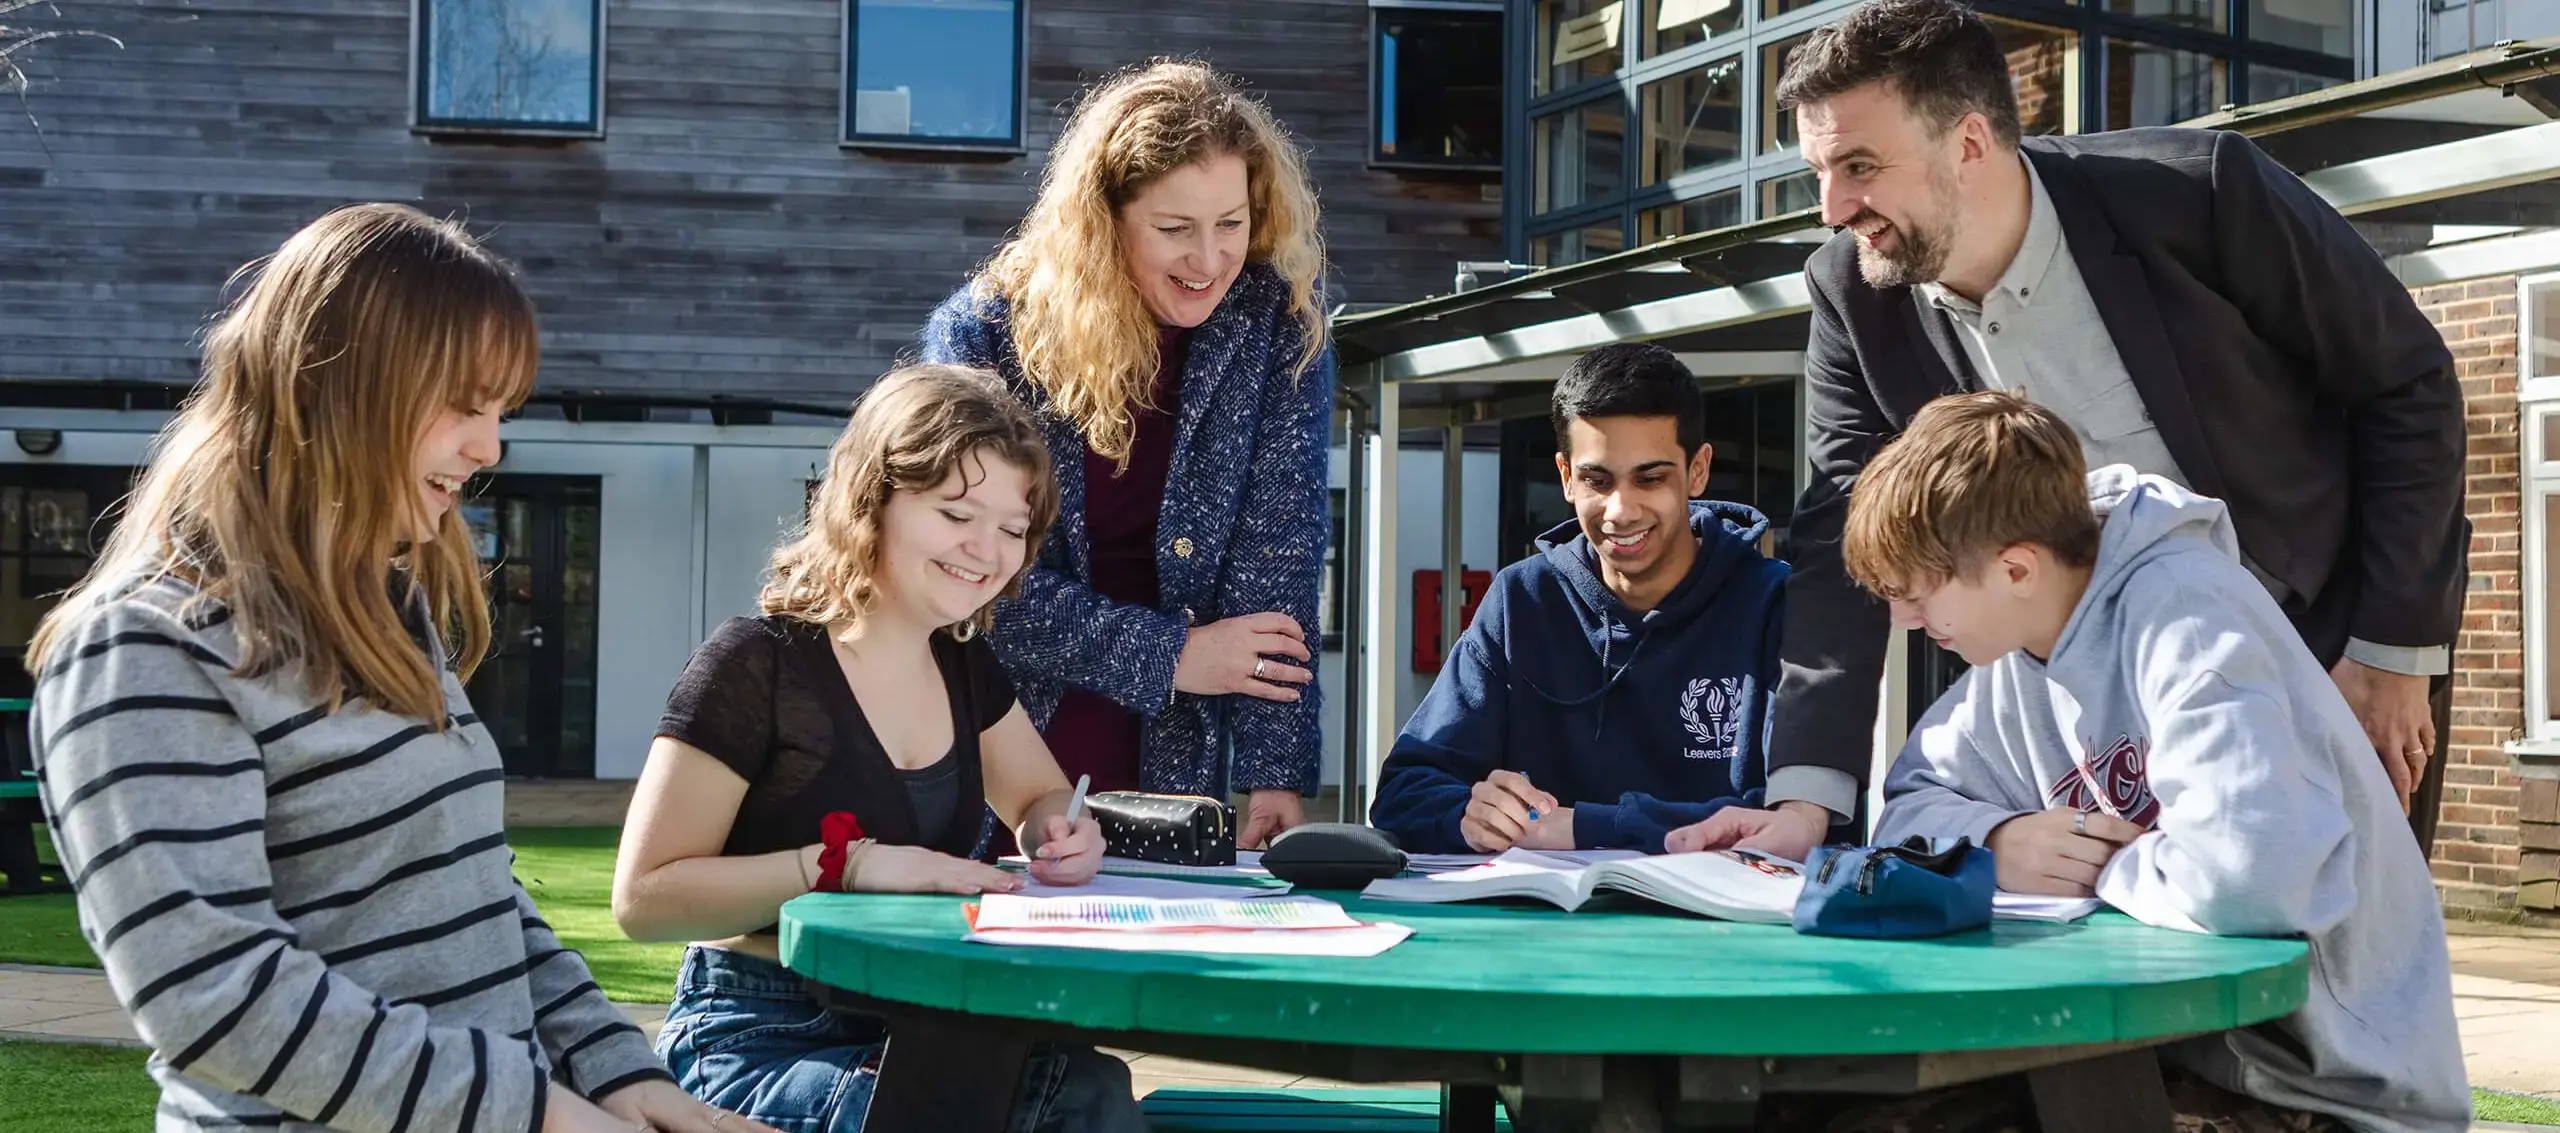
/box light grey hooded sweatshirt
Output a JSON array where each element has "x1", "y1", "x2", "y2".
[{"x1": 1874, "y1": 466, "x2": 2469, "y2": 1133}]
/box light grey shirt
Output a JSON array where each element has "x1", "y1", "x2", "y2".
[
  {"x1": 31, "y1": 573, "x2": 670, "y2": 1133},
  {"x1": 1916, "y1": 158, "x2": 2445, "y2": 679}
]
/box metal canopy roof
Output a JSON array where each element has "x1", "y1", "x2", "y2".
[{"x1": 1331, "y1": 37, "x2": 2560, "y2": 410}]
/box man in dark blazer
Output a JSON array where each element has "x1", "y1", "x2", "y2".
[{"x1": 1667, "y1": 0, "x2": 2468, "y2": 865}]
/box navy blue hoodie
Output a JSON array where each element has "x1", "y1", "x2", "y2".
[{"x1": 1370, "y1": 500, "x2": 1787, "y2": 854}]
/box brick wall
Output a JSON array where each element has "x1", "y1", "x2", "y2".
[
  {"x1": 2411, "y1": 277, "x2": 2542, "y2": 915},
  {"x1": 1990, "y1": 20, "x2": 2070, "y2": 137}
]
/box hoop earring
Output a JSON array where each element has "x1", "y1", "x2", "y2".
[{"x1": 949, "y1": 620, "x2": 978, "y2": 643}]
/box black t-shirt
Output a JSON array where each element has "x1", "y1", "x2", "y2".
[{"x1": 656, "y1": 615, "x2": 1018, "y2": 862}]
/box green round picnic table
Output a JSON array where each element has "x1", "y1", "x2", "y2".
[{"x1": 779, "y1": 890, "x2": 2309, "y2": 1133}]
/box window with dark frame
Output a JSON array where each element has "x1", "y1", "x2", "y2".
[
  {"x1": 1374, "y1": 6, "x2": 1504, "y2": 170},
  {"x1": 414, "y1": 0, "x2": 603, "y2": 135},
  {"x1": 1506, "y1": 0, "x2": 2356, "y2": 261},
  {"x1": 0, "y1": 467, "x2": 139, "y2": 691},
  {"x1": 843, "y1": 0, "x2": 1025, "y2": 149}
]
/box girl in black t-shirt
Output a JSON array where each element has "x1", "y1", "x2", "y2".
[{"x1": 610, "y1": 365, "x2": 1142, "y2": 1133}]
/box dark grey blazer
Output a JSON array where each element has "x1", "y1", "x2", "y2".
[{"x1": 1776, "y1": 126, "x2": 2468, "y2": 793}]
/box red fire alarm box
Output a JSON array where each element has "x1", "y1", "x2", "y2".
[{"x1": 1413, "y1": 568, "x2": 1492, "y2": 672}]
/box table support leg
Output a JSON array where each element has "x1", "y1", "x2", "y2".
[
  {"x1": 863, "y1": 1012, "x2": 1033, "y2": 1133},
  {"x1": 1668, "y1": 1056, "x2": 1761, "y2": 1131},
  {"x1": 2026, "y1": 1047, "x2": 2173, "y2": 1133},
  {"x1": 1443, "y1": 1083, "x2": 1498, "y2": 1133},
  {"x1": 1504, "y1": 1056, "x2": 1676, "y2": 1133}
]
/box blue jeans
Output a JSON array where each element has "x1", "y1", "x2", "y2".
[{"x1": 655, "y1": 946, "x2": 1147, "y2": 1133}]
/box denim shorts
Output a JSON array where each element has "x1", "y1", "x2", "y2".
[{"x1": 653, "y1": 945, "x2": 1147, "y2": 1133}]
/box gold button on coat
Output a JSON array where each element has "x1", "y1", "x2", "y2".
[{"x1": 1172, "y1": 537, "x2": 1194, "y2": 558}]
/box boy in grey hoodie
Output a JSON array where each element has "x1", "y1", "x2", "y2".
[{"x1": 1854, "y1": 392, "x2": 2468, "y2": 1133}]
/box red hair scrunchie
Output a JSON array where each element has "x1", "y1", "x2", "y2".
[{"x1": 813, "y1": 811, "x2": 865, "y2": 893}]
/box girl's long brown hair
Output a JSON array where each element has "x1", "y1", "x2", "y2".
[
  {"x1": 27, "y1": 203, "x2": 538, "y2": 723},
  {"x1": 978, "y1": 59, "x2": 1328, "y2": 463},
  {"x1": 762, "y1": 364, "x2": 1058, "y2": 637}
]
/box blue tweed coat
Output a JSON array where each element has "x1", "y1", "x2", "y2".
[{"x1": 920, "y1": 263, "x2": 1333, "y2": 796}]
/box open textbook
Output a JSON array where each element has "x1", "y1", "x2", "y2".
[{"x1": 1360, "y1": 848, "x2": 2101, "y2": 925}]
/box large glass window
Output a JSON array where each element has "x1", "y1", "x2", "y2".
[
  {"x1": 1641, "y1": 58, "x2": 1743, "y2": 185},
  {"x1": 415, "y1": 0, "x2": 602, "y2": 134},
  {"x1": 2532, "y1": 273, "x2": 2560, "y2": 399},
  {"x1": 1533, "y1": 100, "x2": 1627, "y2": 213},
  {"x1": 843, "y1": 0, "x2": 1024, "y2": 148},
  {"x1": 2499, "y1": 348, "x2": 2560, "y2": 788},
  {"x1": 1761, "y1": 168, "x2": 1817, "y2": 216},
  {"x1": 1699, "y1": 382, "x2": 1801, "y2": 541},
  {"x1": 2249, "y1": 65, "x2": 2341, "y2": 103},
  {"x1": 1375, "y1": 7, "x2": 1504, "y2": 169},
  {"x1": 1761, "y1": 33, "x2": 1810, "y2": 154},
  {"x1": 1536, "y1": 0, "x2": 1624, "y2": 96},
  {"x1": 1639, "y1": 189, "x2": 1742, "y2": 243},
  {"x1": 1529, "y1": 223, "x2": 1627, "y2": 267},
  {"x1": 2427, "y1": 0, "x2": 2560, "y2": 61},
  {"x1": 0, "y1": 466, "x2": 138, "y2": 687},
  {"x1": 2248, "y1": 0, "x2": 2353, "y2": 55},
  {"x1": 2104, "y1": 0, "x2": 2225, "y2": 33},
  {"x1": 1988, "y1": 16, "x2": 2077, "y2": 137},
  {"x1": 1643, "y1": 0, "x2": 1740, "y2": 57},
  {"x1": 2104, "y1": 39, "x2": 2227, "y2": 128}
]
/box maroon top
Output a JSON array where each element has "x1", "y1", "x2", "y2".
[{"x1": 1039, "y1": 327, "x2": 1190, "y2": 793}]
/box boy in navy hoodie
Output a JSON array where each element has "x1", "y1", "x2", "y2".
[{"x1": 1369, "y1": 344, "x2": 1788, "y2": 855}]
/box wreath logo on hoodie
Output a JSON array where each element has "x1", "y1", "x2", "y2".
[{"x1": 1680, "y1": 677, "x2": 1745, "y2": 761}]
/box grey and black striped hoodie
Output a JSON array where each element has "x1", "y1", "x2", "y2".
[{"x1": 31, "y1": 573, "x2": 669, "y2": 1133}]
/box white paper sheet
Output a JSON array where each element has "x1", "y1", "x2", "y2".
[
  {"x1": 967, "y1": 922, "x2": 1414, "y2": 957},
  {"x1": 1990, "y1": 893, "x2": 2105, "y2": 922},
  {"x1": 971, "y1": 893, "x2": 1363, "y2": 932}
]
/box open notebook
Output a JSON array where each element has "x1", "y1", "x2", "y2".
[{"x1": 1360, "y1": 848, "x2": 2101, "y2": 925}]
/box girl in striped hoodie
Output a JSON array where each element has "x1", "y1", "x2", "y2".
[{"x1": 27, "y1": 203, "x2": 777, "y2": 1133}]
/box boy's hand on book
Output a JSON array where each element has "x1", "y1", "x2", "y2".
[
  {"x1": 1985, "y1": 808, "x2": 2146, "y2": 896},
  {"x1": 1462, "y1": 771, "x2": 1562, "y2": 852},
  {"x1": 1663, "y1": 802, "x2": 1829, "y2": 862}
]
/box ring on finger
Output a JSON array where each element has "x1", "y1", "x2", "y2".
[
  {"x1": 2071, "y1": 810, "x2": 2087, "y2": 836},
  {"x1": 1253, "y1": 658, "x2": 1267, "y2": 681}
]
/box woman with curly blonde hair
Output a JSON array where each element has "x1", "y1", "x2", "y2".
[
  {"x1": 922, "y1": 58, "x2": 1334, "y2": 848},
  {"x1": 612, "y1": 364, "x2": 1140, "y2": 1132}
]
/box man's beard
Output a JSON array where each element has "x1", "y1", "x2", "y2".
[{"x1": 1852, "y1": 163, "x2": 1962, "y2": 289}]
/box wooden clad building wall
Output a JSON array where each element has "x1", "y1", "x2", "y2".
[{"x1": 0, "y1": 0, "x2": 1501, "y2": 404}]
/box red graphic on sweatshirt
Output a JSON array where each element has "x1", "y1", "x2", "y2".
[{"x1": 2044, "y1": 733, "x2": 2161, "y2": 828}]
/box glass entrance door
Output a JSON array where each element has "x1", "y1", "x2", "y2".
[{"x1": 461, "y1": 474, "x2": 601, "y2": 778}]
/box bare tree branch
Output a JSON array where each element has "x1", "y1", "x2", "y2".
[{"x1": 2, "y1": 1, "x2": 128, "y2": 134}]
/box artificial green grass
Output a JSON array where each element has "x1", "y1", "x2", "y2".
[
  {"x1": 507, "y1": 826, "x2": 684, "y2": 1003},
  {"x1": 2479, "y1": 1087, "x2": 2560, "y2": 1125},
  {"x1": 0, "y1": 825, "x2": 681, "y2": 1003},
  {"x1": 0, "y1": 827, "x2": 90, "y2": 968},
  {"x1": 0, "y1": 1042, "x2": 156, "y2": 1133}
]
